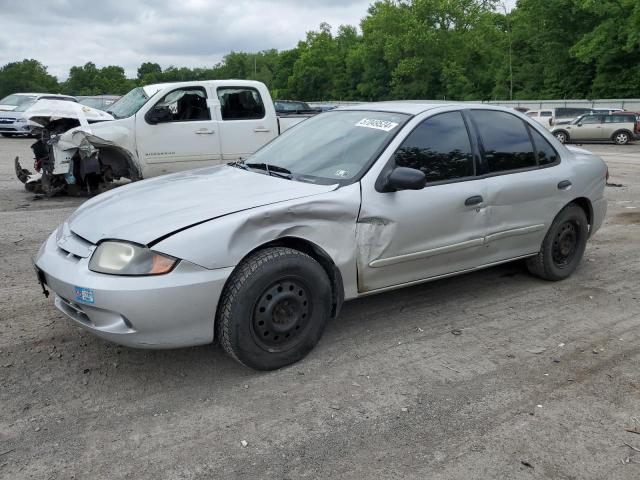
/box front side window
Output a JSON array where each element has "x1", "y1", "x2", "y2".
[
  {"x1": 154, "y1": 87, "x2": 210, "y2": 121},
  {"x1": 579, "y1": 115, "x2": 602, "y2": 125},
  {"x1": 246, "y1": 110, "x2": 409, "y2": 184},
  {"x1": 471, "y1": 110, "x2": 536, "y2": 173},
  {"x1": 540, "y1": 111, "x2": 552, "y2": 117},
  {"x1": 218, "y1": 87, "x2": 265, "y2": 120},
  {"x1": 529, "y1": 128, "x2": 559, "y2": 166},
  {"x1": 393, "y1": 111, "x2": 474, "y2": 183}
]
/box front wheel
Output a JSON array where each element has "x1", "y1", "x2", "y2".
[
  {"x1": 613, "y1": 131, "x2": 630, "y2": 145},
  {"x1": 217, "y1": 247, "x2": 332, "y2": 370},
  {"x1": 554, "y1": 131, "x2": 568, "y2": 143},
  {"x1": 526, "y1": 204, "x2": 588, "y2": 281}
]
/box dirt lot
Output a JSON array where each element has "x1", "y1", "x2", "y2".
[{"x1": 0, "y1": 137, "x2": 639, "y2": 479}]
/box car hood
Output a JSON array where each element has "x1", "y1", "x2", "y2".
[{"x1": 68, "y1": 165, "x2": 338, "y2": 245}]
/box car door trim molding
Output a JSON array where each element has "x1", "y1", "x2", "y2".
[
  {"x1": 368, "y1": 238, "x2": 484, "y2": 268},
  {"x1": 369, "y1": 224, "x2": 545, "y2": 268},
  {"x1": 484, "y1": 224, "x2": 545, "y2": 244}
]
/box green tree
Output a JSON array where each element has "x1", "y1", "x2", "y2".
[{"x1": 0, "y1": 59, "x2": 59, "y2": 98}]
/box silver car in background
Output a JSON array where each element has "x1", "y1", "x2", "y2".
[
  {"x1": 34, "y1": 103, "x2": 607, "y2": 370},
  {"x1": 0, "y1": 93, "x2": 77, "y2": 136}
]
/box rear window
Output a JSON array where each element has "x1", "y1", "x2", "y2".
[{"x1": 471, "y1": 110, "x2": 536, "y2": 173}]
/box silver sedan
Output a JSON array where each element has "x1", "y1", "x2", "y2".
[{"x1": 34, "y1": 103, "x2": 607, "y2": 370}]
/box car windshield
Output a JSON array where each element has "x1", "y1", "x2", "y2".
[
  {"x1": 0, "y1": 94, "x2": 38, "y2": 107},
  {"x1": 246, "y1": 110, "x2": 410, "y2": 184},
  {"x1": 108, "y1": 87, "x2": 149, "y2": 119}
]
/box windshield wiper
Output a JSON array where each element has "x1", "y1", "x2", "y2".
[{"x1": 245, "y1": 162, "x2": 293, "y2": 179}]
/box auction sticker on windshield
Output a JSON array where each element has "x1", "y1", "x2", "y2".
[{"x1": 355, "y1": 118, "x2": 399, "y2": 132}]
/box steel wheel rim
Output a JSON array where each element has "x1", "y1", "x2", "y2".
[
  {"x1": 555, "y1": 132, "x2": 566, "y2": 142},
  {"x1": 551, "y1": 221, "x2": 580, "y2": 267},
  {"x1": 616, "y1": 133, "x2": 628, "y2": 144},
  {"x1": 251, "y1": 277, "x2": 311, "y2": 352}
]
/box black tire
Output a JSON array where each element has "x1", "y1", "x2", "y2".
[
  {"x1": 217, "y1": 247, "x2": 332, "y2": 370},
  {"x1": 612, "y1": 130, "x2": 631, "y2": 145},
  {"x1": 554, "y1": 131, "x2": 568, "y2": 143},
  {"x1": 526, "y1": 204, "x2": 588, "y2": 281}
]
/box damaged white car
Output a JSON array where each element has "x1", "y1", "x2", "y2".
[{"x1": 16, "y1": 80, "x2": 312, "y2": 195}]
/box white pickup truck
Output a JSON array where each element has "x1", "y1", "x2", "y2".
[{"x1": 15, "y1": 80, "x2": 315, "y2": 194}]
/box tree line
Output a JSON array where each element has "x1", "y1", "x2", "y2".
[{"x1": 1, "y1": 0, "x2": 638, "y2": 102}]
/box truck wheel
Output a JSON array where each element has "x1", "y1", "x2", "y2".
[
  {"x1": 613, "y1": 131, "x2": 630, "y2": 145},
  {"x1": 526, "y1": 204, "x2": 588, "y2": 281},
  {"x1": 554, "y1": 131, "x2": 568, "y2": 143},
  {"x1": 217, "y1": 247, "x2": 332, "y2": 370}
]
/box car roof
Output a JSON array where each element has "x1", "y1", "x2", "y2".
[
  {"x1": 337, "y1": 101, "x2": 516, "y2": 116},
  {"x1": 141, "y1": 79, "x2": 266, "y2": 97},
  {"x1": 7, "y1": 93, "x2": 75, "y2": 98}
]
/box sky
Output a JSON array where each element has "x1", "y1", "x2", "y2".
[{"x1": 0, "y1": 0, "x2": 516, "y2": 80}]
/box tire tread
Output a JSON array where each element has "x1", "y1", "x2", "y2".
[{"x1": 216, "y1": 247, "x2": 313, "y2": 368}]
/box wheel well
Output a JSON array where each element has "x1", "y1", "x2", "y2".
[
  {"x1": 611, "y1": 129, "x2": 633, "y2": 139},
  {"x1": 569, "y1": 197, "x2": 593, "y2": 228},
  {"x1": 249, "y1": 237, "x2": 345, "y2": 318},
  {"x1": 555, "y1": 129, "x2": 569, "y2": 138}
]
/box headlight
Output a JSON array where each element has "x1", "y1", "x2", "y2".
[{"x1": 89, "y1": 241, "x2": 178, "y2": 276}]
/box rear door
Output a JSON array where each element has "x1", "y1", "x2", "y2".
[
  {"x1": 470, "y1": 110, "x2": 570, "y2": 261},
  {"x1": 216, "y1": 86, "x2": 277, "y2": 161}
]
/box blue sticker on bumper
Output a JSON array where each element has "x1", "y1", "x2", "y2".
[{"x1": 74, "y1": 286, "x2": 95, "y2": 304}]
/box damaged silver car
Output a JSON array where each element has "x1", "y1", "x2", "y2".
[{"x1": 34, "y1": 103, "x2": 607, "y2": 370}]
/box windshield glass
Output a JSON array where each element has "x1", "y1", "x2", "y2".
[
  {"x1": 0, "y1": 94, "x2": 37, "y2": 108},
  {"x1": 108, "y1": 87, "x2": 149, "y2": 119},
  {"x1": 247, "y1": 110, "x2": 409, "y2": 184}
]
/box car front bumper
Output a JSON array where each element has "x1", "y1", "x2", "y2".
[
  {"x1": 34, "y1": 230, "x2": 234, "y2": 348},
  {"x1": 0, "y1": 122, "x2": 31, "y2": 134}
]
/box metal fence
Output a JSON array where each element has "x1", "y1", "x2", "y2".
[{"x1": 309, "y1": 99, "x2": 640, "y2": 111}]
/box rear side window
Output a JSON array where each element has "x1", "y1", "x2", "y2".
[
  {"x1": 217, "y1": 87, "x2": 265, "y2": 120},
  {"x1": 605, "y1": 114, "x2": 634, "y2": 123},
  {"x1": 529, "y1": 128, "x2": 559, "y2": 166},
  {"x1": 471, "y1": 110, "x2": 536, "y2": 173},
  {"x1": 393, "y1": 111, "x2": 474, "y2": 183}
]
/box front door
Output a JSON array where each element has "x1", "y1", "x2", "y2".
[
  {"x1": 357, "y1": 111, "x2": 489, "y2": 293},
  {"x1": 135, "y1": 85, "x2": 221, "y2": 175},
  {"x1": 566, "y1": 114, "x2": 604, "y2": 141}
]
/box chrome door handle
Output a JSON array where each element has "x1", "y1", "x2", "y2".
[
  {"x1": 557, "y1": 180, "x2": 572, "y2": 190},
  {"x1": 253, "y1": 127, "x2": 271, "y2": 132},
  {"x1": 195, "y1": 129, "x2": 214, "y2": 134},
  {"x1": 465, "y1": 195, "x2": 483, "y2": 207}
]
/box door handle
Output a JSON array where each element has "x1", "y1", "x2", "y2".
[
  {"x1": 557, "y1": 180, "x2": 572, "y2": 190},
  {"x1": 253, "y1": 127, "x2": 271, "y2": 133},
  {"x1": 465, "y1": 195, "x2": 483, "y2": 207},
  {"x1": 195, "y1": 128, "x2": 214, "y2": 134}
]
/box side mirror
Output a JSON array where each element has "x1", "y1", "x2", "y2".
[
  {"x1": 147, "y1": 106, "x2": 172, "y2": 124},
  {"x1": 382, "y1": 167, "x2": 427, "y2": 192}
]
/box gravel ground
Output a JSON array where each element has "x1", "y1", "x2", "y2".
[{"x1": 0, "y1": 137, "x2": 639, "y2": 479}]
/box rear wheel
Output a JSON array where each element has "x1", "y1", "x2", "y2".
[
  {"x1": 526, "y1": 204, "x2": 588, "y2": 281},
  {"x1": 554, "y1": 131, "x2": 568, "y2": 143},
  {"x1": 217, "y1": 247, "x2": 332, "y2": 370},
  {"x1": 613, "y1": 131, "x2": 630, "y2": 145}
]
